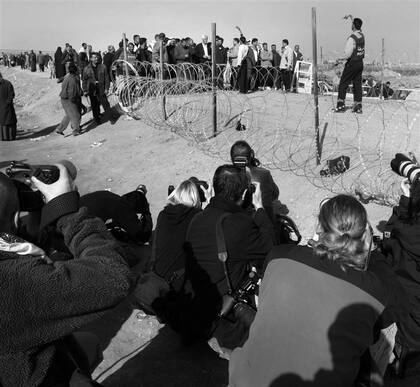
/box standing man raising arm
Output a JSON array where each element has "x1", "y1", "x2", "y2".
[{"x1": 334, "y1": 17, "x2": 365, "y2": 114}]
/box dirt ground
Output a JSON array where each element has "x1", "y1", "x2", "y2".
[{"x1": 0, "y1": 66, "x2": 418, "y2": 386}]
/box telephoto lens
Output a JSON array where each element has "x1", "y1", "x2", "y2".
[{"x1": 390, "y1": 153, "x2": 420, "y2": 183}]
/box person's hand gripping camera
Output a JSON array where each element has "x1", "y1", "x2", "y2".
[{"x1": 31, "y1": 164, "x2": 76, "y2": 203}]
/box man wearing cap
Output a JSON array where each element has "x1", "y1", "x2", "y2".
[{"x1": 335, "y1": 17, "x2": 365, "y2": 114}]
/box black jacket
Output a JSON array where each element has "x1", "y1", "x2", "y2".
[
  {"x1": 215, "y1": 45, "x2": 227, "y2": 65},
  {"x1": 383, "y1": 195, "x2": 420, "y2": 348},
  {"x1": 186, "y1": 196, "x2": 275, "y2": 300},
  {"x1": 0, "y1": 192, "x2": 135, "y2": 387},
  {"x1": 195, "y1": 43, "x2": 212, "y2": 63},
  {"x1": 154, "y1": 204, "x2": 201, "y2": 284},
  {"x1": 103, "y1": 52, "x2": 114, "y2": 74},
  {"x1": 82, "y1": 63, "x2": 109, "y2": 96},
  {"x1": 80, "y1": 190, "x2": 151, "y2": 244},
  {"x1": 136, "y1": 48, "x2": 152, "y2": 63},
  {"x1": 184, "y1": 196, "x2": 275, "y2": 342}
]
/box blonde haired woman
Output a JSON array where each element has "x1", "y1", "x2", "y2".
[{"x1": 153, "y1": 179, "x2": 209, "y2": 290}]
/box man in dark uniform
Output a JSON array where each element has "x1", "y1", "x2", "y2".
[{"x1": 335, "y1": 17, "x2": 365, "y2": 114}]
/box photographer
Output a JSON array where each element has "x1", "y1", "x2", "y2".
[
  {"x1": 230, "y1": 141, "x2": 279, "y2": 221},
  {"x1": 80, "y1": 187, "x2": 152, "y2": 245},
  {"x1": 153, "y1": 179, "x2": 209, "y2": 290},
  {"x1": 382, "y1": 175, "x2": 420, "y2": 368},
  {"x1": 0, "y1": 165, "x2": 135, "y2": 386},
  {"x1": 184, "y1": 164, "x2": 275, "y2": 349},
  {"x1": 229, "y1": 195, "x2": 408, "y2": 387}
]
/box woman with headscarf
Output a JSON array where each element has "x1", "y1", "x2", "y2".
[
  {"x1": 0, "y1": 72, "x2": 17, "y2": 141},
  {"x1": 29, "y1": 50, "x2": 36, "y2": 72},
  {"x1": 54, "y1": 47, "x2": 65, "y2": 82}
]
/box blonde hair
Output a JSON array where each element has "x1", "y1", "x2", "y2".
[
  {"x1": 309, "y1": 195, "x2": 371, "y2": 271},
  {"x1": 167, "y1": 180, "x2": 201, "y2": 209}
]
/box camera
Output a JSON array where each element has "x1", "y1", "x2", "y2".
[
  {"x1": 6, "y1": 161, "x2": 60, "y2": 185},
  {"x1": 391, "y1": 153, "x2": 420, "y2": 183},
  {"x1": 4, "y1": 162, "x2": 61, "y2": 212},
  {"x1": 219, "y1": 269, "x2": 259, "y2": 322},
  {"x1": 232, "y1": 156, "x2": 248, "y2": 169},
  {"x1": 4, "y1": 160, "x2": 77, "y2": 212}
]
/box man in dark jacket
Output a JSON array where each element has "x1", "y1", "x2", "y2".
[
  {"x1": 80, "y1": 188, "x2": 152, "y2": 246},
  {"x1": 136, "y1": 38, "x2": 152, "y2": 63},
  {"x1": 271, "y1": 44, "x2": 281, "y2": 90},
  {"x1": 195, "y1": 35, "x2": 212, "y2": 64},
  {"x1": 215, "y1": 36, "x2": 227, "y2": 65},
  {"x1": 230, "y1": 140, "x2": 279, "y2": 221},
  {"x1": 185, "y1": 164, "x2": 275, "y2": 345},
  {"x1": 83, "y1": 52, "x2": 117, "y2": 125},
  {"x1": 0, "y1": 165, "x2": 135, "y2": 387},
  {"x1": 0, "y1": 72, "x2": 17, "y2": 141},
  {"x1": 383, "y1": 178, "x2": 420, "y2": 357}
]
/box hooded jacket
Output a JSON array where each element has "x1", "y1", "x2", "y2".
[
  {"x1": 0, "y1": 192, "x2": 135, "y2": 387},
  {"x1": 154, "y1": 204, "x2": 201, "y2": 284}
]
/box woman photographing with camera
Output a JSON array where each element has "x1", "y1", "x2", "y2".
[{"x1": 229, "y1": 194, "x2": 407, "y2": 387}]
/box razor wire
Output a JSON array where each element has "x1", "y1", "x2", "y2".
[{"x1": 109, "y1": 60, "x2": 420, "y2": 206}]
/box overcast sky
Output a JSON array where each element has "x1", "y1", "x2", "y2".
[{"x1": 0, "y1": 0, "x2": 419, "y2": 62}]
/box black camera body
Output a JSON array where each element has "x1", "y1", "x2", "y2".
[
  {"x1": 219, "y1": 269, "x2": 259, "y2": 323},
  {"x1": 232, "y1": 156, "x2": 248, "y2": 169},
  {"x1": 6, "y1": 162, "x2": 60, "y2": 185}
]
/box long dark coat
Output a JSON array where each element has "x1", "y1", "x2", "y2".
[
  {"x1": 0, "y1": 78, "x2": 17, "y2": 125},
  {"x1": 29, "y1": 52, "x2": 36, "y2": 72},
  {"x1": 54, "y1": 49, "x2": 65, "y2": 79}
]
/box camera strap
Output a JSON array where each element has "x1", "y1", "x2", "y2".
[{"x1": 216, "y1": 213, "x2": 234, "y2": 294}]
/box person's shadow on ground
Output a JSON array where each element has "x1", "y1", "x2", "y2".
[
  {"x1": 97, "y1": 324, "x2": 228, "y2": 387},
  {"x1": 17, "y1": 124, "x2": 57, "y2": 140}
]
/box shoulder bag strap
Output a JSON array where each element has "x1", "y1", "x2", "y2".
[{"x1": 216, "y1": 213, "x2": 234, "y2": 294}]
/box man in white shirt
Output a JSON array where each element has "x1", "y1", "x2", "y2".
[
  {"x1": 228, "y1": 38, "x2": 240, "y2": 67},
  {"x1": 279, "y1": 39, "x2": 293, "y2": 91},
  {"x1": 237, "y1": 36, "x2": 249, "y2": 93}
]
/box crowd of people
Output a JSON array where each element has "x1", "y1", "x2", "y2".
[
  {"x1": 0, "y1": 139, "x2": 420, "y2": 386},
  {"x1": 1, "y1": 17, "x2": 370, "y2": 141},
  {"x1": 1, "y1": 50, "x2": 52, "y2": 73}
]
